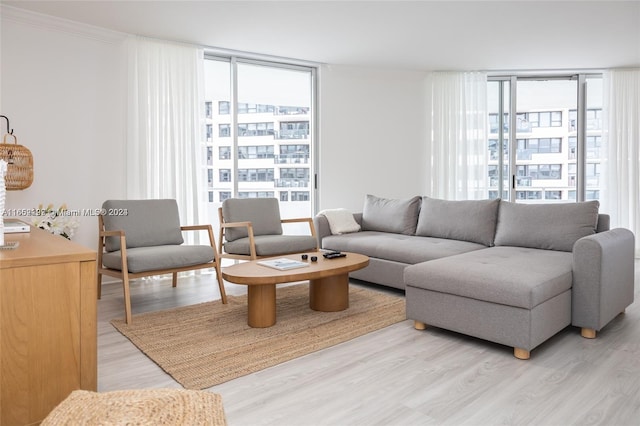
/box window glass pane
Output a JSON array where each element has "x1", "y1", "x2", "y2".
[
  {"x1": 237, "y1": 62, "x2": 312, "y2": 229},
  {"x1": 539, "y1": 112, "x2": 551, "y2": 127},
  {"x1": 490, "y1": 75, "x2": 602, "y2": 203},
  {"x1": 204, "y1": 58, "x2": 315, "y2": 235},
  {"x1": 585, "y1": 77, "x2": 603, "y2": 200},
  {"x1": 516, "y1": 79, "x2": 576, "y2": 203},
  {"x1": 486, "y1": 80, "x2": 510, "y2": 200}
]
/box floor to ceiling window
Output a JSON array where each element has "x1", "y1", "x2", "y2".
[
  {"x1": 487, "y1": 74, "x2": 603, "y2": 203},
  {"x1": 203, "y1": 56, "x2": 316, "y2": 232}
]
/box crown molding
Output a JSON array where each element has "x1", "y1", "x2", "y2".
[{"x1": 1, "y1": 5, "x2": 126, "y2": 45}]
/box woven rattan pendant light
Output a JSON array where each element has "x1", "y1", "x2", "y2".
[{"x1": 0, "y1": 115, "x2": 33, "y2": 190}]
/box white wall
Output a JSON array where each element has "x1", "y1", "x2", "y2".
[
  {"x1": 318, "y1": 64, "x2": 427, "y2": 212},
  {"x1": 1, "y1": 7, "x2": 127, "y2": 249},
  {"x1": 1, "y1": 8, "x2": 433, "y2": 249}
]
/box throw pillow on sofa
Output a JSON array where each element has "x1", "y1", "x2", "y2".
[
  {"x1": 317, "y1": 208, "x2": 361, "y2": 235},
  {"x1": 494, "y1": 200, "x2": 600, "y2": 252},
  {"x1": 362, "y1": 194, "x2": 421, "y2": 235},
  {"x1": 415, "y1": 197, "x2": 500, "y2": 246}
]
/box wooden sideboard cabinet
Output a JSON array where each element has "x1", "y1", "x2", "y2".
[{"x1": 0, "y1": 226, "x2": 97, "y2": 426}]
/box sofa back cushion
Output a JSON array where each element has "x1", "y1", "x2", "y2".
[
  {"x1": 494, "y1": 200, "x2": 600, "y2": 252},
  {"x1": 597, "y1": 213, "x2": 610, "y2": 232},
  {"x1": 222, "y1": 198, "x2": 283, "y2": 242},
  {"x1": 361, "y1": 194, "x2": 421, "y2": 235},
  {"x1": 102, "y1": 199, "x2": 184, "y2": 252},
  {"x1": 415, "y1": 198, "x2": 500, "y2": 246}
]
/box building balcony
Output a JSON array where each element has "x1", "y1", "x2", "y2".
[
  {"x1": 275, "y1": 154, "x2": 309, "y2": 164},
  {"x1": 275, "y1": 130, "x2": 309, "y2": 140},
  {"x1": 274, "y1": 178, "x2": 309, "y2": 188}
]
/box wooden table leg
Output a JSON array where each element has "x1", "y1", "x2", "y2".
[
  {"x1": 309, "y1": 273, "x2": 349, "y2": 312},
  {"x1": 247, "y1": 284, "x2": 276, "y2": 327}
]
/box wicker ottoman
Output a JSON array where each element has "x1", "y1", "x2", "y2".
[{"x1": 42, "y1": 388, "x2": 226, "y2": 425}]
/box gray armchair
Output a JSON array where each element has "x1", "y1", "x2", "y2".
[
  {"x1": 218, "y1": 198, "x2": 318, "y2": 260},
  {"x1": 97, "y1": 199, "x2": 227, "y2": 324}
]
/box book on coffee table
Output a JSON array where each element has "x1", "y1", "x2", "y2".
[{"x1": 257, "y1": 258, "x2": 309, "y2": 271}]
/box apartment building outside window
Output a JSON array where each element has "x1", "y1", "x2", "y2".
[
  {"x1": 239, "y1": 191, "x2": 275, "y2": 198},
  {"x1": 219, "y1": 169, "x2": 231, "y2": 182},
  {"x1": 219, "y1": 124, "x2": 230, "y2": 137},
  {"x1": 487, "y1": 75, "x2": 602, "y2": 203},
  {"x1": 517, "y1": 138, "x2": 562, "y2": 154},
  {"x1": 219, "y1": 146, "x2": 231, "y2": 160},
  {"x1": 238, "y1": 122, "x2": 275, "y2": 137},
  {"x1": 278, "y1": 144, "x2": 309, "y2": 164},
  {"x1": 238, "y1": 145, "x2": 274, "y2": 159},
  {"x1": 203, "y1": 56, "x2": 316, "y2": 232},
  {"x1": 238, "y1": 168, "x2": 275, "y2": 182}
]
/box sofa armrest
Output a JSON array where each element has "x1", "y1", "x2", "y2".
[
  {"x1": 353, "y1": 212, "x2": 363, "y2": 225},
  {"x1": 572, "y1": 228, "x2": 635, "y2": 335},
  {"x1": 313, "y1": 215, "x2": 332, "y2": 247},
  {"x1": 313, "y1": 213, "x2": 363, "y2": 248}
]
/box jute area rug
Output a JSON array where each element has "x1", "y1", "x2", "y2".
[{"x1": 111, "y1": 284, "x2": 406, "y2": 390}]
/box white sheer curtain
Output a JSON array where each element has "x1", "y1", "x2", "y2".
[
  {"x1": 426, "y1": 72, "x2": 488, "y2": 200},
  {"x1": 602, "y1": 69, "x2": 640, "y2": 257},
  {"x1": 126, "y1": 36, "x2": 205, "y2": 229}
]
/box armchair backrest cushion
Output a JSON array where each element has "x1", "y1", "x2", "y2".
[
  {"x1": 102, "y1": 199, "x2": 184, "y2": 252},
  {"x1": 222, "y1": 198, "x2": 283, "y2": 242}
]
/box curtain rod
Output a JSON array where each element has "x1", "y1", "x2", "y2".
[{"x1": 486, "y1": 68, "x2": 605, "y2": 77}]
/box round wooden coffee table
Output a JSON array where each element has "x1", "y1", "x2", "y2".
[{"x1": 221, "y1": 252, "x2": 369, "y2": 328}]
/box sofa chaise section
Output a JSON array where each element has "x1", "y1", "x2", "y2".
[
  {"x1": 405, "y1": 246, "x2": 574, "y2": 360},
  {"x1": 405, "y1": 199, "x2": 635, "y2": 359}
]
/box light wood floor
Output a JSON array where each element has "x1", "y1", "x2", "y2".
[{"x1": 97, "y1": 260, "x2": 640, "y2": 426}]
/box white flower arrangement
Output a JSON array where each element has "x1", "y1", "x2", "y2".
[{"x1": 31, "y1": 203, "x2": 80, "y2": 240}]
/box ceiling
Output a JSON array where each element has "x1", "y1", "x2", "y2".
[{"x1": 3, "y1": 1, "x2": 640, "y2": 71}]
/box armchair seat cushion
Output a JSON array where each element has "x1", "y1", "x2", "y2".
[
  {"x1": 102, "y1": 245, "x2": 215, "y2": 273},
  {"x1": 224, "y1": 235, "x2": 318, "y2": 257}
]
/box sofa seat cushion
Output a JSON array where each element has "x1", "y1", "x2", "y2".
[
  {"x1": 404, "y1": 246, "x2": 573, "y2": 309},
  {"x1": 224, "y1": 235, "x2": 318, "y2": 257},
  {"x1": 322, "y1": 231, "x2": 486, "y2": 265},
  {"x1": 102, "y1": 245, "x2": 214, "y2": 273}
]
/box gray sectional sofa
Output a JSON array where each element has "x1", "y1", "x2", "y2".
[{"x1": 314, "y1": 195, "x2": 635, "y2": 359}]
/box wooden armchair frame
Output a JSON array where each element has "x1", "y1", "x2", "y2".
[
  {"x1": 97, "y1": 215, "x2": 227, "y2": 324},
  {"x1": 217, "y1": 207, "x2": 317, "y2": 261}
]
